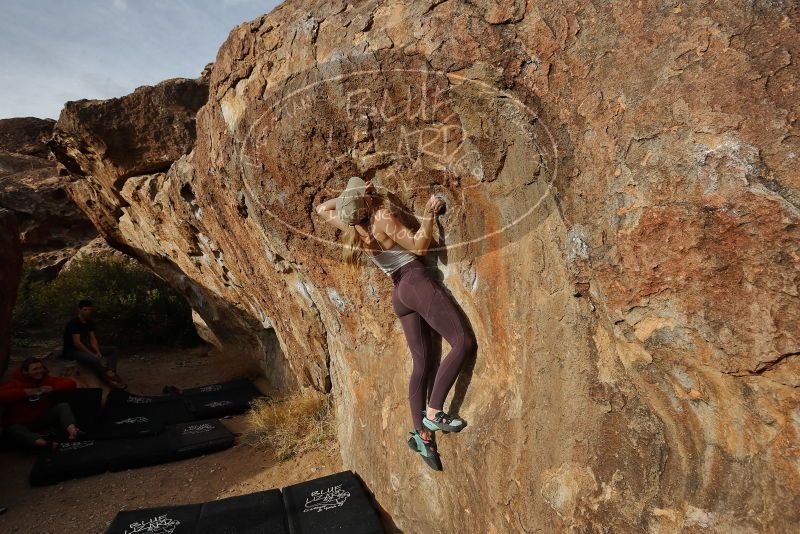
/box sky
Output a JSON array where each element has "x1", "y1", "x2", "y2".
[{"x1": 0, "y1": 0, "x2": 281, "y2": 119}]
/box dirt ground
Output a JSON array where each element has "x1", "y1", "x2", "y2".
[{"x1": 0, "y1": 342, "x2": 348, "y2": 534}]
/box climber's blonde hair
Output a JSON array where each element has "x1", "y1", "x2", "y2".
[{"x1": 341, "y1": 190, "x2": 388, "y2": 270}]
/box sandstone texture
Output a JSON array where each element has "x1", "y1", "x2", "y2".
[
  {"x1": 0, "y1": 209, "x2": 23, "y2": 376},
  {"x1": 49, "y1": 0, "x2": 799, "y2": 532},
  {"x1": 0, "y1": 117, "x2": 96, "y2": 276},
  {"x1": 61, "y1": 236, "x2": 131, "y2": 271}
]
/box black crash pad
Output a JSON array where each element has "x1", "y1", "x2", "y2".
[
  {"x1": 30, "y1": 434, "x2": 172, "y2": 485},
  {"x1": 107, "y1": 434, "x2": 172, "y2": 472},
  {"x1": 181, "y1": 378, "x2": 258, "y2": 396},
  {"x1": 105, "y1": 503, "x2": 201, "y2": 534},
  {"x1": 104, "y1": 389, "x2": 192, "y2": 426},
  {"x1": 282, "y1": 470, "x2": 385, "y2": 534},
  {"x1": 30, "y1": 439, "x2": 118, "y2": 486},
  {"x1": 183, "y1": 379, "x2": 263, "y2": 419},
  {"x1": 30, "y1": 419, "x2": 234, "y2": 485},
  {"x1": 93, "y1": 414, "x2": 165, "y2": 440},
  {"x1": 195, "y1": 489, "x2": 289, "y2": 534},
  {"x1": 105, "y1": 490, "x2": 289, "y2": 534},
  {"x1": 165, "y1": 419, "x2": 236, "y2": 460}
]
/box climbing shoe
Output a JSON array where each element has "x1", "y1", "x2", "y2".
[
  {"x1": 407, "y1": 429, "x2": 442, "y2": 471},
  {"x1": 421, "y1": 409, "x2": 466, "y2": 433}
]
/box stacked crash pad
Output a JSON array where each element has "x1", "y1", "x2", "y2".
[
  {"x1": 53, "y1": 379, "x2": 263, "y2": 441},
  {"x1": 182, "y1": 378, "x2": 263, "y2": 420},
  {"x1": 106, "y1": 490, "x2": 288, "y2": 534},
  {"x1": 105, "y1": 470, "x2": 385, "y2": 534},
  {"x1": 28, "y1": 379, "x2": 263, "y2": 486},
  {"x1": 30, "y1": 419, "x2": 235, "y2": 486}
]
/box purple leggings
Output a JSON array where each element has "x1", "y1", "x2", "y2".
[{"x1": 391, "y1": 258, "x2": 477, "y2": 432}]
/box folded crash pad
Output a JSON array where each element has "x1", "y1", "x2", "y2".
[
  {"x1": 183, "y1": 379, "x2": 263, "y2": 419},
  {"x1": 104, "y1": 389, "x2": 192, "y2": 426},
  {"x1": 29, "y1": 439, "x2": 118, "y2": 486},
  {"x1": 181, "y1": 378, "x2": 258, "y2": 396},
  {"x1": 105, "y1": 503, "x2": 201, "y2": 534},
  {"x1": 196, "y1": 489, "x2": 289, "y2": 534},
  {"x1": 165, "y1": 419, "x2": 236, "y2": 460},
  {"x1": 93, "y1": 415, "x2": 165, "y2": 440},
  {"x1": 282, "y1": 470, "x2": 385, "y2": 534},
  {"x1": 30, "y1": 419, "x2": 234, "y2": 485},
  {"x1": 105, "y1": 490, "x2": 289, "y2": 534},
  {"x1": 107, "y1": 434, "x2": 172, "y2": 472}
]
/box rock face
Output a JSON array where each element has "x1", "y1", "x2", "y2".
[
  {"x1": 49, "y1": 73, "x2": 298, "y2": 394},
  {"x1": 61, "y1": 237, "x2": 131, "y2": 271},
  {"x1": 51, "y1": 0, "x2": 799, "y2": 531},
  {"x1": 0, "y1": 117, "x2": 96, "y2": 276},
  {"x1": 0, "y1": 209, "x2": 23, "y2": 376}
]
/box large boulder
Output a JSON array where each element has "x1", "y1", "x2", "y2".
[
  {"x1": 0, "y1": 117, "x2": 96, "y2": 276},
  {"x1": 0, "y1": 209, "x2": 23, "y2": 376},
  {"x1": 49, "y1": 72, "x2": 298, "y2": 394},
  {"x1": 51, "y1": 0, "x2": 799, "y2": 531}
]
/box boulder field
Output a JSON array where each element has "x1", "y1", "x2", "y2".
[{"x1": 47, "y1": 0, "x2": 798, "y2": 531}]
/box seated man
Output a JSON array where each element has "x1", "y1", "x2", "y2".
[
  {"x1": 62, "y1": 299, "x2": 126, "y2": 388},
  {"x1": 0, "y1": 358, "x2": 81, "y2": 450}
]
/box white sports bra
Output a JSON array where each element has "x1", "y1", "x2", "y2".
[{"x1": 365, "y1": 226, "x2": 416, "y2": 276}]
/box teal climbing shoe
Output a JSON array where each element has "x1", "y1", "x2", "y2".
[
  {"x1": 407, "y1": 429, "x2": 442, "y2": 471},
  {"x1": 421, "y1": 409, "x2": 466, "y2": 433}
]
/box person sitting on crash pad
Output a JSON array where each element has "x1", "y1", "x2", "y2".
[
  {"x1": 0, "y1": 358, "x2": 81, "y2": 450},
  {"x1": 62, "y1": 299, "x2": 126, "y2": 388}
]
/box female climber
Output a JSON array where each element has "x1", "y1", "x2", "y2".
[{"x1": 314, "y1": 176, "x2": 477, "y2": 471}]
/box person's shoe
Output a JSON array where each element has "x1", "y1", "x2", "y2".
[
  {"x1": 407, "y1": 429, "x2": 442, "y2": 471},
  {"x1": 421, "y1": 409, "x2": 466, "y2": 433}
]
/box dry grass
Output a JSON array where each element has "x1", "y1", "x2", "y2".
[{"x1": 244, "y1": 389, "x2": 337, "y2": 461}]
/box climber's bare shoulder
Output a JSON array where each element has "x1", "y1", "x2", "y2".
[{"x1": 375, "y1": 208, "x2": 418, "y2": 252}]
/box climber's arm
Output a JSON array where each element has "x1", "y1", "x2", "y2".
[
  {"x1": 314, "y1": 198, "x2": 351, "y2": 232},
  {"x1": 379, "y1": 196, "x2": 443, "y2": 256}
]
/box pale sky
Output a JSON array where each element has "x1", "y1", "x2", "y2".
[{"x1": 0, "y1": 0, "x2": 281, "y2": 119}]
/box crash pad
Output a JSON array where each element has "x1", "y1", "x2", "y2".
[
  {"x1": 105, "y1": 503, "x2": 201, "y2": 534},
  {"x1": 104, "y1": 389, "x2": 192, "y2": 426},
  {"x1": 195, "y1": 489, "x2": 289, "y2": 534},
  {"x1": 282, "y1": 470, "x2": 385, "y2": 534},
  {"x1": 183, "y1": 379, "x2": 263, "y2": 419},
  {"x1": 165, "y1": 419, "x2": 236, "y2": 460},
  {"x1": 30, "y1": 419, "x2": 235, "y2": 485}
]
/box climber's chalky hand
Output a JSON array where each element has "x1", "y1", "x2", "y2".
[{"x1": 424, "y1": 194, "x2": 444, "y2": 216}]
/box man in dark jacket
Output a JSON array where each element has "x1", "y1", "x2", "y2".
[
  {"x1": 0, "y1": 358, "x2": 80, "y2": 449},
  {"x1": 62, "y1": 299, "x2": 126, "y2": 388}
]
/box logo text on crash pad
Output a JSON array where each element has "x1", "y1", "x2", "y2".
[{"x1": 303, "y1": 483, "x2": 351, "y2": 513}]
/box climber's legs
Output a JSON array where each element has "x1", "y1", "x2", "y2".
[
  {"x1": 392, "y1": 263, "x2": 476, "y2": 434},
  {"x1": 396, "y1": 309, "x2": 434, "y2": 433}
]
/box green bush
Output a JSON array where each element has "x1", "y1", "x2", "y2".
[{"x1": 13, "y1": 256, "x2": 202, "y2": 348}]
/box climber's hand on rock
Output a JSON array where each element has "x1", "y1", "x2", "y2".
[{"x1": 424, "y1": 195, "x2": 444, "y2": 216}]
